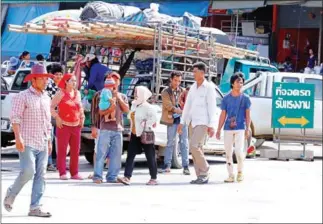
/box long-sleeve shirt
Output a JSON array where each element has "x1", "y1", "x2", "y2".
[
  {"x1": 180, "y1": 79, "x2": 217, "y2": 128},
  {"x1": 86, "y1": 63, "x2": 110, "y2": 91},
  {"x1": 91, "y1": 92, "x2": 101, "y2": 129},
  {"x1": 51, "y1": 90, "x2": 85, "y2": 127},
  {"x1": 10, "y1": 86, "x2": 52, "y2": 150}
]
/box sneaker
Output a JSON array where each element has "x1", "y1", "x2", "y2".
[
  {"x1": 237, "y1": 172, "x2": 244, "y2": 182},
  {"x1": 47, "y1": 165, "x2": 57, "y2": 172},
  {"x1": 158, "y1": 167, "x2": 171, "y2": 174},
  {"x1": 183, "y1": 167, "x2": 191, "y2": 175},
  {"x1": 193, "y1": 175, "x2": 209, "y2": 185},
  {"x1": 190, "y1": 179, "x2": 198, "y2": 184},
  {"x1": 224, "y1": 175, "x2": 235, "y2": 183}
]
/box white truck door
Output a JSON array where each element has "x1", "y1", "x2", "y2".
[{"x1": 303, "y1": 77, "x2": 322, "y2": 140}]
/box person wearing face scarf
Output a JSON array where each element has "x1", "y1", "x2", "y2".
[{"x1": 119, "y1": 86, "x2": 158, "y2": 186}]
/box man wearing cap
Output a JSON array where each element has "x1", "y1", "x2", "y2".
[
  {"x1": 3, "y1": 64, "x2": 53, "y2": 217},
  {"x1": 82, "y1": 54, "x2": 111, "y2": 91},
  {"x1": 92, "y1": 72, "x2": 129, "y2": 184}
]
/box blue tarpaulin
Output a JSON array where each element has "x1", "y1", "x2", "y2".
[
  {"x1": 1, "y1": 3, "x2": 59, "y2": 59},
  {"x1": 118, "y1": 1, "x2": 210, "y2": 17}
]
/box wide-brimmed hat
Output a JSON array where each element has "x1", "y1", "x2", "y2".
[
  {"x1": 9, "y1": 57, "x2": 19, "y2": 67},
  {"x1": 58, "y1": 73, "x2": 74, "y2": 89},
  {"x1": 23, "y1": 64, "x2": 54, "y2": 83},
  {"x1": 81, "y1": 54, "x2": 96, "y2": 63}
]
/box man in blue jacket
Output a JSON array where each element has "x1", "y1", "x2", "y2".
[{"x1": 83, "y1": 54, "x2": 111, "y2": 91}]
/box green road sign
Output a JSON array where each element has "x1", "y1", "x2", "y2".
[{"x1": 272, "y1": 82, "x2": 315, "y2": 129}]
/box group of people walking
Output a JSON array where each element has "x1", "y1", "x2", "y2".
[{"x1": 3, "y1": 54, "x2": 251, "y2": 217}]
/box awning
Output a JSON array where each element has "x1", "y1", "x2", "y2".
[
  {"x1": 1, "y1": 4, "x2": 9, "y2": 28},
  {"x1": 1, "y1": 3, "x2": 59, "y2": 59},
  {"x1": 211, "y1": 1, "x2": 264, "y2": 10}
]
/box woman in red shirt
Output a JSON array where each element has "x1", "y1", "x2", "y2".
[{"x1": 51, "y1": 74, "x2": 85, "y2": 180}]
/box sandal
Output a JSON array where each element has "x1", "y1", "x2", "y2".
[
  {"x1": 3, "y1": 188, "x2": 15, "y2": 212},
  {"x1": 93, "y1": 179, "x2": 103, "y2": 184},
  {"x1": 71, "y1": 175, "x2": 83, "y2": 180},
  {"x1": 88, "y1": 174, "x2": 94, "y2": 179},
  {"x1": 119, "y1": 177, "x2": 130, "y2": 186},
  {"x1": 28, "y1": 208, "x2": 52, "y2": 218},
  {"x1": 146, "y1": 179, "x2": 158, "y2": 185},
  {"x1": 60, "y1": 175, "x2": 68, "y2": 180}
]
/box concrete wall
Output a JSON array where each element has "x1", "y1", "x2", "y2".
[{"x1": 278, "y1": 5, "x2": 321, "y2": 29}]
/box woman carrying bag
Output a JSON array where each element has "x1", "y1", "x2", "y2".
[{"x1": 120, "y1": 86, "x2": 158, "y2": 186}]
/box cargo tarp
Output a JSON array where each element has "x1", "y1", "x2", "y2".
[{"x1": 1, "y1": 3, "x2": 59, "y2": 59}]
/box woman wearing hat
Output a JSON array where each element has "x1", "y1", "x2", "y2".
[{"x1": 51, "y1": 74, "x2": 85, "y2": 180}]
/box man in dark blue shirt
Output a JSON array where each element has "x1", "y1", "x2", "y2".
[{"x1": 83, "y1": 54, "x2": 111, "y2": 91}]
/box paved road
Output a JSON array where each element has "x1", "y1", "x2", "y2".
[{"x1": 1, "y1": 153, "x2": 322, "y2": 223}]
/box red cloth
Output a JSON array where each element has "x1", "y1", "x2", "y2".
[
  {"x1": 56, "y1": 125, "x2": 81, "y2": 176},
  {"x1": 58, "y1": 90, "x2": 81, "y2": 123},
  {"x1": 73, "y1": 54, "x2": 84, "y2": 89}
]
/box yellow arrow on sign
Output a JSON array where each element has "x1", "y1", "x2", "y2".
[{"x1": 278, "y1": 116, "x2": 309, "y2": 127}]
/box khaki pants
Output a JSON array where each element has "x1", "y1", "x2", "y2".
[{"x1": 190, "y1": 125, "x2": 209, "y2": 177}]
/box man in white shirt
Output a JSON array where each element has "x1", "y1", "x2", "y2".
[{"x1": 177, "y1": 62, "x2": 217, "y2": 184}]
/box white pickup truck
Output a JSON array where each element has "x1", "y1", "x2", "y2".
[
  {"x1": 1, "y1": 68, "x2": 32, "y2": 147},
  {"x1": 242, "y1": 72, "x2": 322, "y2": 146}
]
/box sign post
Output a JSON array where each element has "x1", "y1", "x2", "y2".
[{"x1": 272, "y1": 82, "x2": 315, "y2": 160}]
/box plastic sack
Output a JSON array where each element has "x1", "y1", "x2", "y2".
[{"x1": 82, "y1": 97, "x2": 91, "y2": 112}]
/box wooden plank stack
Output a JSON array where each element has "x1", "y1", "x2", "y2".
[{"x1": 8, "y1": 20, "x2": 259, "y2": 59}]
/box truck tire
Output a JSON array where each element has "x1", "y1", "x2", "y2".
[
  {"x1": 84, "y1": 152, "x2": 94, "y2": 165},
  {"x1": 171, "y1": 143, "x2": 183, "y2": 169}
]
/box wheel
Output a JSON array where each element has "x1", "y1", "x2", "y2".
[
  {"x1": 84, "y1": 152, "x2": 94, "y2": 164},
  {"x1": 171, "y1": 142, "x2": 182, "y2": 169},
  {"x1": 255, "y1": 139, "x2": 265, "y2": 148}
]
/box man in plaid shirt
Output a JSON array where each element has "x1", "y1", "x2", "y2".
[{"x1": 3, "y1": 64, "x2": 53, "y2": 218}]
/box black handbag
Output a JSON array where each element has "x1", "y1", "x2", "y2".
[{"x1": 140, "y1": 120, "x2": 155, "y2": 145}]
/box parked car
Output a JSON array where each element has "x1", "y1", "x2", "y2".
[{"x1": 242, "y1": 71, "x2": 322, "y2": 147}]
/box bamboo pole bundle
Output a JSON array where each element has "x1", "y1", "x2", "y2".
[{"x1": 8, "y1": 21, "x2": 259, "y2": 59}]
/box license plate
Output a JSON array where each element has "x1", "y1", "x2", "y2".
[{"x1": 1, "y1": 120, "x2": 8, "y2": 130}]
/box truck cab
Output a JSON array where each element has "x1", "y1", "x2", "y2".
[{"x1": 219, "y1": 57, "x2": 279, "y2": 94}]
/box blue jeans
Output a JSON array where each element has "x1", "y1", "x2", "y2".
[
  {"x1": 93, "y1": 130, "x2": 122, "y2": 182},
  {"x1": 7, "y1": 145, "x2": 48, "y2": 210},
  {"x1": 164, "y1": 124, "x2": 189, "y2": 168}
]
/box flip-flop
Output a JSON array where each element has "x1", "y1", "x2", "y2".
[
  {"x1": 28, "y1": 209, "x2": 52, "y2": 218},
  {"x1": 3, "y1": 189, "x2": 14, "y2": 212},
  {"x1": 93, "y1": 179, "x2": 103, "y2": 184},
  {"x1": 146, "y1": 179, "x2": 158, "y2": 185},
  {"x1": 118, "y1": 177, "x2": 130, "y2": 186}
]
